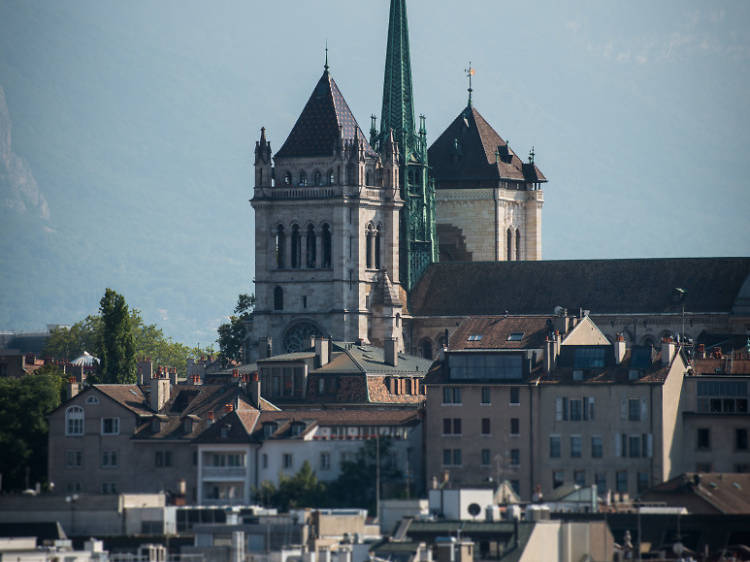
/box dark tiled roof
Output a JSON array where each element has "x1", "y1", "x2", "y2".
[
  {"x1": 449, "y1": 316, "x2": 553, "y2": 350},
  {"x1": 428, "y1": 105, "x2": 545, "y2": 188},
  {"x1": 192, "y1": 409, "x2": 260, "y2": 443},
  {"x1": 275, "y1": 70, "x2": 374, "y2": 159},
  {"x1": 95, "y1": 385, "x2": 151, "y2": 416},
  {"x1": 641, "y1": 473, "x2": 750, "y2": 514},
  {"x1": 410, "y1": 258, "x2": 750, "y2": 317}
]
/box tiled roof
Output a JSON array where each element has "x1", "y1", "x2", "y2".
[
  {"x1": 641, "y1": 473, "x2": 750, "y2": 514},
  {"x1": 692, "y1": 357, "x2": 750, "y2": 375},
  {"x1": 449, "y1": 316, "x2": 553, "y2": 350},
  {"x1": 95, "y1": 385, "x2": 151, "y2": 416},
  {"x1": 410, "y1": 258, "x2": 750, "y2": 317},
  {"x1": 428, "y1": 105, "x2": 545, "y2": 189},
  {"x1": 192, "y1": 409, "x2": 261, "y2": 444},
  {"x1": 275, "y1": 70, "x2": 374, "y2": 159},
  {"x1": 314, "y1": 342, "x2": 432, "y2": 375}
]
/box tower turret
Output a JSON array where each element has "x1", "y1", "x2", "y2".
[{"x1": 254, "y1": 127, "x2": 272, "y2": 188}]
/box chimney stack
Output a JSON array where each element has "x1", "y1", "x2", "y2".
[
  {"x1": 249, "y1": 372, "x2": 262, "y2": 409},
  {"x1": 150, "y1": 369, "x2": 171, "y2": 412},
  {"x1": 662, "y1": 337, "x2": 676, "y2": 366},
  {"x1": 385, "y1": 337, "x2": 398, "y2": 367},
  {"x1": 697, "y1": 344, "x2": 706, "y2": 359},
  {"x1": 315, "y1": 338, "x2": 330, "y2": 368},
  {"x1": 614, "y1": 334, "x2": 626, "y2": 365},
  {"x1": 544, "y1": 335, "x2": 558, "y2": 373}
]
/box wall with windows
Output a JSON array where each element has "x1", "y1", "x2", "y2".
[{"x1": 196, "y1": 444, "x2": 253, "y2": 505}]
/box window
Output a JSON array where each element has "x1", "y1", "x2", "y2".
[
  {"x1": 101, "y1": 417, "x2": 120, "y2": 435},
  {"x1": 313, "y1": 170, "x2": 322, "y2": 186},
  {"x1": 375, "y1": 226, "x2": 382, "y2": 269},
  {"x1": 510, "y1": 387, "x2": 520, "y2": 405},
  {"x1": 697, "y1": 381, "x2": 749, "y2": 413},
  {"x1": 573, "y1": 347, "x2": 606, "y2": 369},
  {"x1": 510, "y1": 449, "x2": 520, "y2": 466},
  {"x1": 448, "y1": 353, "x2": 522, "y2": 380},
  {"x1": 86, "y1": 395, "x2": 99, "y2": 404},
  {"x1": 101, "y1": 450, "x2": 118, "y2": 468},
  {"x1": 552, "y1": 470, "x2": 564, "y2": 489},
  {"x1": 453, "y1": 449, "x2": 462, "y2": 466},
  {"x1": 65, "y1": 450, "x2": 83, "y2": 468},
  {"x1": 65, "y1": 406, "x2": 84, "y2": 436},
  {"x1": 274, "y1": 286, "x2": 284, "y2": 310},
  {"x1": 481, "y1": 387, "x2": 491, "y2": 405},
  {"x1": 306, "y1": 224, "x2": 316, "y2": 268},
  {"x1": 515, "y1": 228, "x2": 521, "y2": 261},
  {"x1": 291, "y1": 225, "x2": 301, "y2": 268},
  {"x1": 481, "y1": 449, "x2": 491, "y2": 466},
  {"x1": 595, "y1": 473, "x2": 607, "y2": 495},
  {"x1": 321, "y1": 224, "x2": 331, "y2": 268},
  {"x1": 320, "y1": 452, "x2": 331, "y2": 470},
  {"x1": 275, "y1": 225, "x2": 285, "y2": 268},
  {"x1": 506, "y1": 228, "x2": 513, "y2": 260},
  {"x1": 442, "y1": 448, "x2": 462, "y2": 466},
  {"x1": 571, "y1": 435, "x2": 582, "y2": 458},
  {"x1": 616, "y1": 471, "x2": 628, "y2": 493},
  {"x1": 570, "y1": 399, "x2": 582, "y2": 421},
  {"x1": 155, "y1": 451, "x2": 173, "y2": 467},
  {"x1": 298, "y1": 170, "x2": 307, "y2": 186},
  {"x1": 283, "y1": 453, "x2": 293, "y2": 469},
  {"x1": 481, "y1": 418, "x2": 490, "y2": 435},
  {"x1": 550, "y1": 435, "x2": 561, "y2": 458},
  {"x1": 366, "y1": 226, "x2": 373, "y2": 269},
  {"x1": 574, "y1": 470, "x2": 585, "y2": 487},
  {"x1": 637, "y1": 472, "x2": 650, "y2": 493},
  {"x1": 283, "y1": 171, "x2": 291, "y2": 185},
  {"x1": 442, "y1": 387, "x2": 461, "y2": 404},
  {"x1": 629, "y1": 435, "x2": 641, "y2": 458},
  {"x1": 510, "y1": 418, "x2": 520, "y2": 436},
  {"x1": 736, "y1": 428, "x2": 748, "y2": 451},
  {"x1": 466, "y1": 334, "x2": 482, "y2": 342},
  {"x1": 697, "y1": 428, "x2": 710, "y2": 450},
  {"x1": 443, "y1": 418, "x2": 461, "y2": 435},
  {"x1": 628, "y1": 399, "x2": 641, "y2": 421},
  {"x1": 735, "y1": 464, "x2": 750, "y2": 473},
  {"x1": 591, "y1": 436, "x2": 603, "y2": 458},
  {"x1": 507, "y1": 332, "x2": 524, "y2": 342},
  {"x1": 102, "y1": 482, "x2": 118, "y2": 495}
]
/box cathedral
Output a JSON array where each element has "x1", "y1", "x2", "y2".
[{"x1": 247, "y1": 0, "x2": 545, "y2": 360}]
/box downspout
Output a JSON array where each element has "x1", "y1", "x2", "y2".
[{"x1": 529, "y1": 381, "x2": 534, "y2": 500}]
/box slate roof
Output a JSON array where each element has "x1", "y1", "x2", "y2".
[
  {"x1": 428, "y1": 105, "x2": 545, "y2": 189},
  {"x1": 410, "y1": 258, "x2": 750, "y2": 317},
  {"x1": 275, "y1": 69, "x2": 375, "y2": 159},
  {"x1": 449, "y1": 316, "x2": 553, "y2": 350},
  {"x1": 312, "y1": 342, "x2": 432, "y2": 375},
  {"x1": 641, "y1": 473, "x2": 750, "y2": 514}
]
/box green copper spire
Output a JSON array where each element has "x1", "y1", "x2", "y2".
[
  {"x1": 378, "y1": 0, "x2": 438, "y2": 292},
  {"x1": 380, "y1": 0, "x2": 415, "y2": 154}
]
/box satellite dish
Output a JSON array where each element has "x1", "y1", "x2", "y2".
[{"x1": 467, "y1": 503, "x2": 481, "y2": 518}]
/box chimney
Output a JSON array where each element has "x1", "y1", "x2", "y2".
[
  {"x1": 385, "y1": 337, "x2": 398, "y2": 367},
  {"x1": 315, "y1": 338, "x2": 330, "y2": 367},
  {"x1": 150, "y1": 370, "x2": 171, "y2": 412},
  {"x1": 259, "y1": 336, "x2": 273, "y2": 359},
  {"x1": 544, "y1": 337, "x2": 557, "y2": 373},
  {"x1": 662, "y1": 337, "x2": 676, "y2": 366},
  {"x1": 614, "y1": 334, "x2": 626, "y2": 365},
  {"x1": 66, "y1": 379, "x2": 80, "y2": 400},
  {"x1": 249, "y1": 372, "x2": 262, "y2": 409}
]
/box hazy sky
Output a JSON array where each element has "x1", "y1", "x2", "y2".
[{"x1": 1, "y1": 0, "x2": 749, "y2": 343}]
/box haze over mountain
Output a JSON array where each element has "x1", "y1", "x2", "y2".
[{"x1": 1, "y1": 1, "x2": 748, "y2": 345}]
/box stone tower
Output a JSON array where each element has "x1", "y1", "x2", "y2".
[
  {"x1": 428, "y1": 101, "x2": 547, "y2": 262},
  {"x1": 249, "y1": 65, "x2": 403, "y2": 359},
  {"x1": 370, "y1": 0, "x2": 438, "y2": 291}
]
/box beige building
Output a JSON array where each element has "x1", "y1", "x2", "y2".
[{"x1": 424, "y1": 314, "x2": 691, "y2": 500}]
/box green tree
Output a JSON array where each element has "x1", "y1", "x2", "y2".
[
  {"x1": 97, "y1": 288, "x2": 136, "y2": 383},
  {"x1": 0, "y1": 365, "x2": 65, "y2": 491},
  {"x1": 217, "y1": 293, "x2": 255, "y2": 366},
  {"x1": 256, "y1": 461, "x2": 328, "y2": 511},
  {"x1": 44, "y1": 315, "x2": 101, "y2": 361}
]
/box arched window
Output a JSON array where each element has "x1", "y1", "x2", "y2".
[
  {"x1": 420, "y1": 340, "x2": 433, "y2": 360},
  {"x1": 322, "y1": 224, "x2": 332, "y2": 268},
  {"x1": 291, "y1": 225, "x2": 301, "y2": 268},
  {"x1": 274, "y1": 287, "x2": 284, "y2": 310},
  {"x1": 515, "y1": 228, "x2": 521, "y2": 261},
  {"x1": 66, "y1": 406, "x2": 84, "y2": 436},
  {"x1": 313, "y1": 170, "x2": 322, "y2": 186},
  {"x1": 298, "y1": 171, "x2": 307, "y2": 187},
  {"x1": 275, "y1": 225, "x2": 285, "y2": 269},
  {"x1": 306, "y1": 224, "x2": 316, "y2": 268},
  {"x1": 506, "y1": 228, "x2": 513, "y2": 261},
  {"x1": 283, "y1": 172, "x2": 292, "y2": 185},
  {"x1": 375, "y1": 225, "x2": 382, "y2": 269},
  {"x1": 366, "y1": 225, "x2": 373, "y2": 269},
  {"x1": 327, "y1": 169, "x2": 335, "y2": 186}
]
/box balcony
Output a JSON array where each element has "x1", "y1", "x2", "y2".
[{"x1": 202, "y1": 466, "x2": 246, "y2": 479}]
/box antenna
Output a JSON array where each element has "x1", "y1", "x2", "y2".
[{"x1": 464, "y1": 62, "x2": 475, "y2": 105}]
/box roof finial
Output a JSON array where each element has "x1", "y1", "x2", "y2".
[
  {"x1": 464, "y1": 62, "x2": 475, "y2": 106},
  {"x1": 324, "y1": 40, "x2": 329, "y2": 71},
  {"x1": 528, "y1": 146, "x2": 535, "y2": 164}
]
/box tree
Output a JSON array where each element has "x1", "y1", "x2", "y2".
[
  {"x1": 256, "y1": 461, "x2": 328, "y2": 511},
  {"x1": 44, "y1": 315, "x2": 101, "y2": 362},
  {"x1": 217, "y1": 293, "x2": 255, "y2": 366},
  {"x1": 97, "y1": 288, "x2": 136, "y2": 383},
  {"x1": 0, "y1": 365, "x2": 65, "y2": 491}
]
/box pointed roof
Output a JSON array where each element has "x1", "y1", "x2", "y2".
[
  {"x1": 371, "y1": 271, "x2": 402, "y2": 307},
  {"x1": 380, "y1": 0, "x2": 415, "y2": 154},
  {"x1": 275, "y1": 69, "x2": 373, "y2": 159},
  {"x1": 428, "y1": 105, "x2": 546, "y2": 189}
]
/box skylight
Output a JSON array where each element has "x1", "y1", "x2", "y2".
[
  {"x1": 507, "y1": 332, "x2": 525, "y2": 341},
  {"x1": 467, "y1": 335, "x2": 483, "y2": 342}
]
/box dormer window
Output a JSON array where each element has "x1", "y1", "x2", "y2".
[
  {"x1": 507, "y1": 332, "x2": 524, "y2": 342},
  {"x1": 263, "y1": 422, "x2": 278, "y2": 438},
  {"x1": 290, "y1": 422, "x2": 305, "y2": 437}
]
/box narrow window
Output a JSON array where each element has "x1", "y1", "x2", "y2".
[
  {"x1": 506, "y1": 228, "x2": 513, "y2": 260},
  {"x1": 616, "y1": 471, "x2": 628, "y2": 493},
  {"x1": 515, "y1": 228, "x2": 521, "y2": 261},
  {"x1": 591, "y1": 436, "x2": 603, "y2": 458},
  {"x1": 552, "y1": 471, "x2": 564, "y2": 489},
  {"x1": 306, "y1": 224, "x2": 316, "y2": 268},
  {"x1": 65, "y1": 406, "x2": 84, "y2": 436},
  {"x1": 375, "y1": 225, "x2": 382, "y2": 269},
  {"x1": 697, "y1": 427, "x2": 710, "y2": 450},
  {"x1": 481, "y1": 387, "x2": 491, "y2": 405},
  {"x1": 481, "y1": 418, "x2": 490, "y2": 435},
  {"x1": 571, "y1": 435, "x2": 582, "y2": 458},
  {"x1": 327, "y1": 169, "x2": 335, "y2": 186},
  {"x1": 549, "y1": 435, "x2": 561, "y2": 458},
  {"x1": 298, "y1": 170, "x2": 307, "y2": 186},
  {"x1": 737, "y1": 428, "x2": 748, "y2": 451},
  {"x1": 421, "y1": 340, "x2": 433, "y2": 360},
  {"x1": 510, "y1": 387, "x2": 520, "y2": 405},
  {"x1": 313, "y1": 170, "x2": 322, "y2": 186},
  {"x1": 274, "y1": 286, "x2": 283, "y2": 311},
  {"x1": 322, "y1": 224, "x2": 332, "y2": 268},
  {"x1": 510, "y1": 449, "x2": 520, "y2": 466},
  {"x1": 284, "y1": 172, "x2": 291, "y2": 185},
  {"x1": 275, "y1": 225, "x2": 285, "y2": 268},
  {"x1": 481, "y1": 449, "x2": 491, "y2": 466},
  {"x1": 366, "y1": 226, "x2": 373, "y2": 269},
  {"x1": 574, "y1": 470, "x2": 585, "y2": 487},
  {"x1": 510, "y1": 418, "x2": 520, "y2": 435},
  {"x1": 291, "y1": 225, "x2": 301, "y2": 268}
]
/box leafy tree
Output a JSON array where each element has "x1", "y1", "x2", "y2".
[
  {"x1": 217, "y1": 293, "x2": 255, "y2": 366},
  {"x1": 257, "y1": 461, "x2": 328, "y2": 511},
  {"x1": 0, "y1": 365, "x2": 65, "y2": 491},
  {"x1": 97, "y1": 288, "x2": 136, "y2": 384},
  {"x1": 329, "y1": 437, "x2": 404, "y2": 514},
  {"x1": 44, "y1": 315, "x2": 101, "y2": 361}
]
